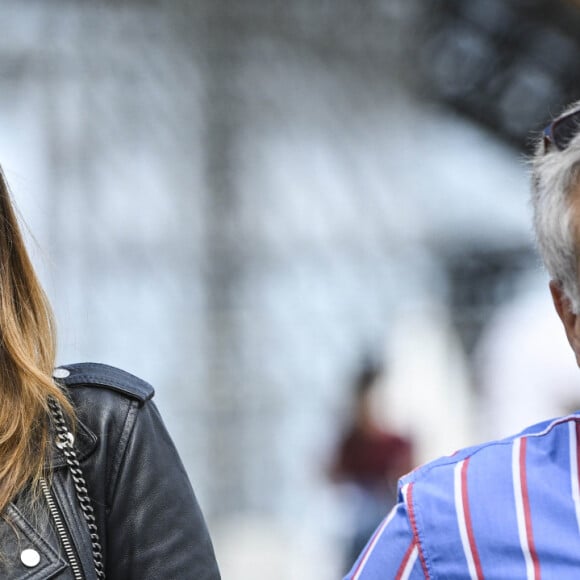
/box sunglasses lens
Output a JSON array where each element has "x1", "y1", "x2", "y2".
[{"x1": 553, "y1": 111, "x2": 580, "y2": 150}]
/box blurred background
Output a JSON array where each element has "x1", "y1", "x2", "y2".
[{"x1": 2, "y1": 0, "x2": 580, "y2": 577}]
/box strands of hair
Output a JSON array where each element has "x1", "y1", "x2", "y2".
[
  {"x1": 0, "y1": 168, "x2": 74, "y2": 514},
  {"x1": 531, "y1": 102, "x2": 580, "y2": 313}
]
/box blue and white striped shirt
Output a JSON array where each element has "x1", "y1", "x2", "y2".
[{"x1": 344, "y1": 414, "x2": 580, "y2": 579}]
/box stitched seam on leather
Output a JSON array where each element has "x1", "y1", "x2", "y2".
[
  {"x1": 107, "y1": 399, "x2": 138, "y2": 507},
  {"x1": 65, "y1": 375, "x2": 153, "y2": 401}
]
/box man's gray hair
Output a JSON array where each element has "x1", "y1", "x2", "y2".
[{"x1": 531, "y1": 102, "x2": 580, "y2": 313}]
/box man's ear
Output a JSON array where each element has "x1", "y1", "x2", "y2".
[{"x1": 550, "y1": 280, "x2": 580, "y2": 366}]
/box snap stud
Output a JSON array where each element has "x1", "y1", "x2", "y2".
[
  {"x1": 53, "y1": 368, "x2": 70, "y2": 379},
  {"x1": 21, "y1": 548, "x2": 40, "y2": 567}
]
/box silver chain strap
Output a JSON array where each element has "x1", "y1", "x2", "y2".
[{"x1": 48, "y1": 397, "x2": 106, "y2": 580}]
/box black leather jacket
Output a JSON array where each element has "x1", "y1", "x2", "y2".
[{"x1": 0, "y1": 363, "x2": 221, "y2": 579}]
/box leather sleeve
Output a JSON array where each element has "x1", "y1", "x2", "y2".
[{"x1": 105, "y1": 399, "x2": 220, "y2": 580}]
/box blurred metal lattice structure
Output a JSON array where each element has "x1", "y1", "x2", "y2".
[
  {"x1": 417, "y1": 0, "x2": 580, "y2": 149},
  {"x1": 0, "y1": 0, "x2": 425, "y2": 523}
]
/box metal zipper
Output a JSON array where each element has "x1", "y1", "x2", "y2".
[{"x1": 40, "y1": 478, "x2": 85, "y2": 580}]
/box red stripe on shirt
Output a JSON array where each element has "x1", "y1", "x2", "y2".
[
  {"x1": 406, "y1": 483, "x2": 430, "y2": 579},
  {"x1": 520, "y1": 437, "x2": 541, "y2": 580},
  {"x1": 395, "y1": 540, "x2": 416, "y2": 580},
  {"x1": 460, "y1": 458, "x2": 484, "y2": 579}
]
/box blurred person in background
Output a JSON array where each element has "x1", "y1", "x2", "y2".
[
  {"x1": 344, "y1": 101, "x2": 580, "y2": 579},
  {"x1": 330, "y1": 360, "x2": 414, "y2": 574},
  {"x1": 0, "y1": 168, "x2": 220, "y2": 579}
]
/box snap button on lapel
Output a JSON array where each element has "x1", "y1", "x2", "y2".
[
  {"x1": 21, "y1": 548, "x2": 41, "y2": 567},
  {"x1": 53, "y1": 368, "x2": 70, "y2": 379}
]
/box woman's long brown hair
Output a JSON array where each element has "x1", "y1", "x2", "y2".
[{"x1": 0, "y1": 168, "x2": 73, "y2": 512}]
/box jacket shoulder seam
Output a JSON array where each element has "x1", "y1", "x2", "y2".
[{"x1": 107, "y1": 398, "x2": 139, "y2": 506}]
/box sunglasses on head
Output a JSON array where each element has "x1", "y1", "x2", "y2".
[{"x1": 544, "y1": 106, "x2": 580, "y2": 152}]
